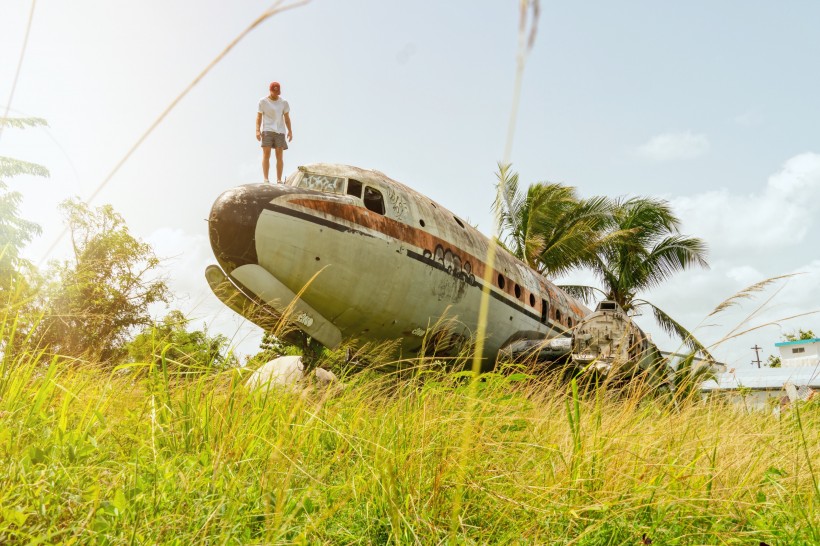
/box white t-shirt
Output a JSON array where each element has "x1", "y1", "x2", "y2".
[{"x1": 258, "y1": 96, "x2": 290, "y2": 134}]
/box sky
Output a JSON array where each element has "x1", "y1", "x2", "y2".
[{"x1": 1, "y1": 1, "x2": 819, "y2": 368}]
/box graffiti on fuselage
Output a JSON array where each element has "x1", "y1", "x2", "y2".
[
  {"x1": 298, "y1": 174, "x2": 345, "y2": 194},
  {"x1": 386, "y1": 186, "x2": 409, "y2": 221},
  {"x1": 422, "y1": 244, "x2": 476, "y2": 285}
]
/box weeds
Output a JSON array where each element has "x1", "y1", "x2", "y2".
[{"x1": 0, "y1": 318, "x2": 818, "y2": 545}]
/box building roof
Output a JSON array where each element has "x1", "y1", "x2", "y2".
[
  {"x1": 701, "y1": 365, "x2": 820, "y2": 391},
  {"x1": 775, "y1": 338, "x2": 820, "y2": 347}
]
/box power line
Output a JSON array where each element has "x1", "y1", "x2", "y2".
[{"x1": 0, "y1": 0, "x2": 37, "y2": 145}]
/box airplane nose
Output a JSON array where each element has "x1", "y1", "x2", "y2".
[{"x1": 208, "y1": 183, "x2": 289, "y2": 271}]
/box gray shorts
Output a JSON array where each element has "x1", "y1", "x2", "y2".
[{"x1": 261, "y1": 131, "x2": 288, "y2": 150}]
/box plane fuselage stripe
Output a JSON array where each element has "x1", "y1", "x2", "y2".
[{"x1": 264, "y1": 202, "x2": 569, "y2": 333}]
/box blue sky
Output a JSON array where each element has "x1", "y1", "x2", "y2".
[{"x1": 2, "y1": 1, "x2": 819, "y2": 367}]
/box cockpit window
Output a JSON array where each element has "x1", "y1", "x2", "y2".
[
  {"x1": 347, "y1": 179, "x2": 363, "y2": 198},
  {"x1": 297, "y1": 173, "x2": 345, "y2": 194},
  {"x1": 363, "y1": 186, "x2": 385, "y2": 215}
]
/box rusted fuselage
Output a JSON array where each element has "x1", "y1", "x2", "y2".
[
  {"x1": 206, "y1": 163, "x2": 590, "y2": 365},
  {"x1": 571, "y1": 300, "x2": 661, "y2": 376}
]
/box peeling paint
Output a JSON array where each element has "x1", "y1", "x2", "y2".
[{"x1": 208, "y1": 163, "x2": 594, "y2": 363}]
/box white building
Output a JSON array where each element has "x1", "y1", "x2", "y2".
[
  {"x1": 701, "y1": 367, "x2": 820, "y2": 410},
  {"x1": 700, "y1": 338, "x2": 820, "y2": 410},
  {"x1": 776, "y1": 337, "x2": 820, "y2": 367}
]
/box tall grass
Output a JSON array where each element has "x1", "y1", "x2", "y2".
[
  {"x1": 1, "y1": 311, "x2": 818, "y2": 544},
  {"x1": 3, "y1": 2, "x2": 818, "y2": 540}
]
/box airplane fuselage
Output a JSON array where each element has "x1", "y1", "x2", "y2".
[{"x1": 207, "y1": 164, "x2": 590, "y2": 364}]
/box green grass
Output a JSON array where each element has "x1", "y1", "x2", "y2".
[{"x1": 0, "y1": 342, "x2": 819, "y2": 545}]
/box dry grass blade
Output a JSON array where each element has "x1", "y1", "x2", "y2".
[
  {"x1": 707, "y1": 273, "x2": 800, "y2": 317},
  {"x1": 707, "y1": 309, "x2": 820, "y2": 349},
  {"x1": 453, "y1": 3, "x2": 541, "y2": 540},
  {"x1": 2, "y1": 281, "x2": 818, "y2": 543},
  {"x1": 719, "y1": 275, "x2": 808, "y2": 341},
  {"x1": 503, "y1": 0, "x2": 540, "y2": 163},
  {"x1": 38, "y1": 0, "x2": 310, "y2": 265}
]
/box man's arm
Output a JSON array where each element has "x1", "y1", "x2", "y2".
[
  {"x1": 256, "y1": 112, "x2": 263, "y2": 141},
  {"x1": 284, "y1": 112, "x2": 292, "y2": 142}
]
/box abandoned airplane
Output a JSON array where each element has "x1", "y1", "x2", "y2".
[{"x1": 206, "y1": 163, "x2": 597, "y2": 367}]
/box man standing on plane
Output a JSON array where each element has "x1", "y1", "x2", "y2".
[{"x1": 256, "y1": 81, "x2": 292, "y2": 183}]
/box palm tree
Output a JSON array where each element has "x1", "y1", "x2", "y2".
[
  {"x1": 564, "y1": 196, "x2": 712, "y2": 358},
  {"x1": 493, "y1": 164, "x2": 612, "y2": 278},
  {"x1": 494, "y1": 165, "x2": 711, "y2": 359}
]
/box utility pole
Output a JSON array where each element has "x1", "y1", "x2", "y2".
[{"x1": 751, "y1": 345, "x2": 762, "y2": 368}]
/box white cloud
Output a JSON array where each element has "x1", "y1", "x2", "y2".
[
  {"x1": 725, "y1": 265, "x2": 766, "y2": 287},
  {"x1": 637, "y1": 131, "x2": 710, "y2": 161},
  {"x1": 733, "y1": 110, "x2": 763, "y2": 127},
  {"x1": 640, "y1": 260, "x2": 820, "y2": 367},
  {"x1": 672, "y1": 152, "x2": 820, "y2": 254},
  {"x1": 629, "y1": 153, "x2": 820, "y2": 364}
]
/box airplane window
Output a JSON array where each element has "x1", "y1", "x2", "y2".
[
  {"x1": 363, "y1": 186, "x2": 385, "y2": 215},
  {"x1": 443, "y1": 250, "x2": 454, "y2": 272},
  {"x1": 419, "y1": 219, "x2": 426, "y2": 227},
  {"x1": 540, "y1": 299, "x2": 548, "y2": 323},
  {"x1": 529, "y1": 294, "x2": 535, "y2": 307},
  {"x1": 347, "y1": 179, "x2": 363, "y2": 198},
  {"x1": 497, "y1": 274, "x2": 505, "y2": 290},
  {"x1": 514, "y1": 284, "x2": 521, "y2": 299},
  {"x1": 453, "y1": 216, "x2": 465, "y2": 229}
]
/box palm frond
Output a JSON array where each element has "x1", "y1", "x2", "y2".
[
  {"x1": 0, "y1": 117, "x2": 47, "y2": 129},
  {"x1": 527, "y1": 184, "x2": 612, "y2": 277},
  {"x1": 494, "y1": 163, "x2": 525, "y2": 259},
  {"x1": 615, "y1": 196, "x2": 681, "y2": 237},
  {"x1": 638, "y1": 234, "x2": 709, "y2": 290},
  {"x1": 640, "y1": 299, "x2": 714, "y2": 361},
  {"x1": 557, "y1": 284, "x2": 604, "y2": 305},
  {"x1": 672, "y1": 350, "x2": 718, "y2": 402},
  {"x1": 0, "y1": 156, "x2": 50, "y2": 179}
]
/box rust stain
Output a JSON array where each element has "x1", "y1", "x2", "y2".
[{"x1": 290, "y1": 197, "x2": 589, "y2": 325}]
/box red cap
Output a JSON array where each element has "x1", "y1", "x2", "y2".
[{"x1": 269, "y1": 81, "x2": 281, "y2": 91}]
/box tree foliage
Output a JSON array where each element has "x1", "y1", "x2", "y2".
[
  {"x1": 784, "y1": 329, "x2": 816, "y2": 341},
  {"x1": 0, "y1": 116, "x2": 48, "y2": 130},
  {"x1": 494, "y1": 164, "x2": 612, "y2": 277},
  {"x1": 766, "y1": 354, "x2": 781, "y2": 368},
  {"x1": 586, "y1": 197, "x2": 709, "y2": 308},
  {"x1": 495, "y1": 167, "x2": 712, "y2": 359},
  {"x1": 0, "y1": 117, "x2": 48, "y2": 299},
  {"x1": 125, "y1": 310, "x2": 235, "y2": 373},
  {"x1": 767, "y1": 329, "x2": 816, "y2": 367},
  {"x1": 37, "y1": 199, "x2": 169, "y2": 364},
  {"x1": 561, "y1": 197, "x2": 711, "y2": 357}
]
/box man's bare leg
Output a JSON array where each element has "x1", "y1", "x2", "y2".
[
  {"x1": 275, "y1": 148, "x2": 285, "y2": 183},
  {"x1": 262, "y1": 146, "x2": 272, "y2": 182}
]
